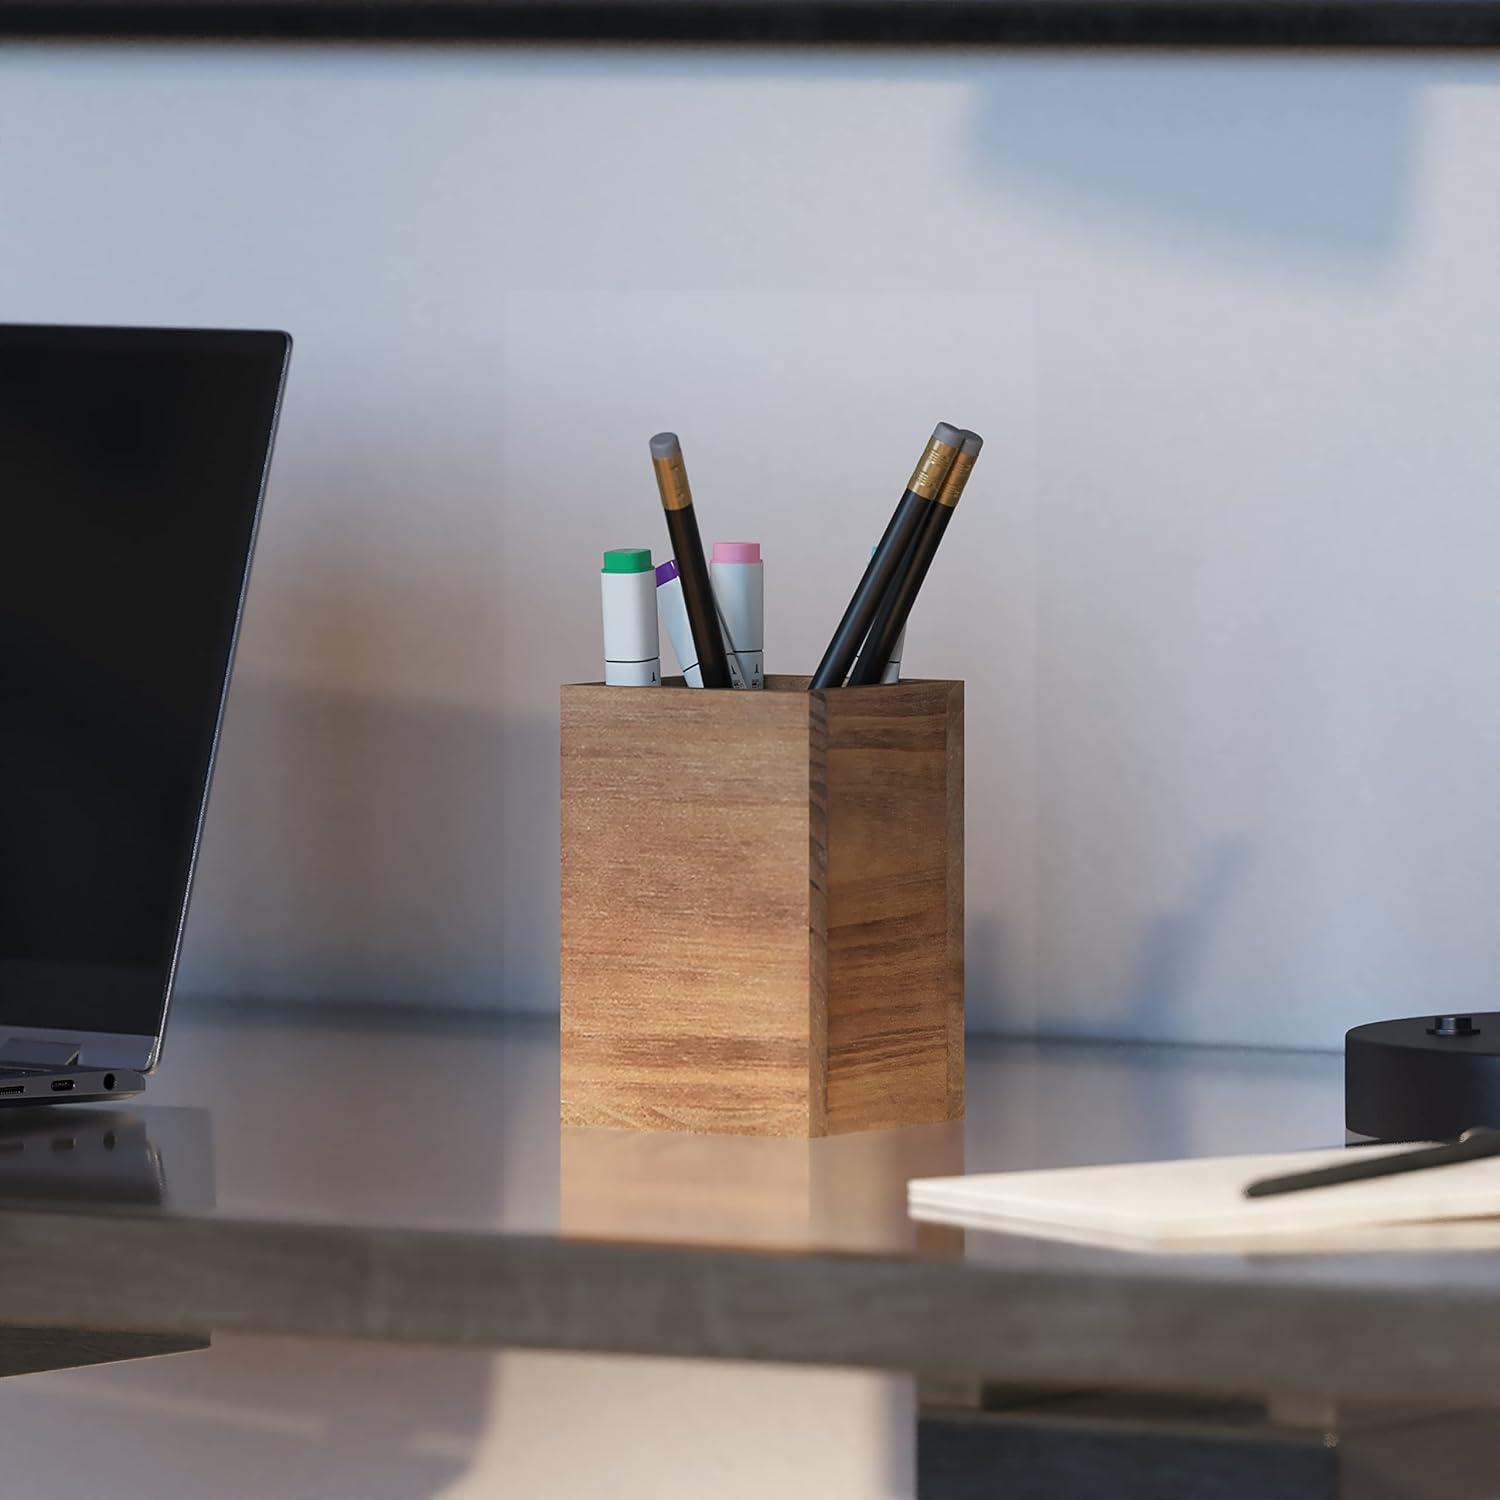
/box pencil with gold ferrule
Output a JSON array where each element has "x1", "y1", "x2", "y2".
[
  {"x1": 846, "y1": 429, "x2": 982, "y2": 686},
  {"x1": 649, "y1": 433, "x2": 732, "y2": 690},
  {"x1": 809, "y1": 421, "x2": 964, "y2": 691}
]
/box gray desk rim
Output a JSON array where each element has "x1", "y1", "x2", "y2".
[{"x1": 0, "y1": 1204, "x2": 1492, "y2": 1403}]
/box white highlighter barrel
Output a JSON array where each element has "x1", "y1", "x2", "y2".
[
  {"x1": 654, "y1": 559, "x2": 703, "y2": 687},
  {"x1": 710, "y1": 542, "x2": 763, "y2": 689},
  {"x1": 882, "y1": 621, "x2": 905, "y2": 683},
  {"x1": 851, "y1": 634, "x2": 901, "y2": 683},
  {"x1": 601, "y1": 549, "x2": 660, "y2": 686}
]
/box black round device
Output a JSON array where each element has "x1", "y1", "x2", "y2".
[{"x1": 1346, "y1": 1013, "x2": 1500, "y2": 1142}]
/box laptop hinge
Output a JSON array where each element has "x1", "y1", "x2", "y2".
[{"x1": 0, "y1": 1039, "x2": 80, "y2": 1067}]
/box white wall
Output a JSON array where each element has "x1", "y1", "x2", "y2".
[{"x1": 3, "y1": 45, "x2": 1498, "y2": 1048}]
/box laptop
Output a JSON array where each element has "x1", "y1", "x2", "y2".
[{"x1": 0, "y1": 324, "x2": 290, "y2": 1105}]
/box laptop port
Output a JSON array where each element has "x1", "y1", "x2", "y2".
[
  {"x1": 50, "y1": 1079, "x2": 74, "y2": 1092},
  {"x1": 0, "y1": 1086, "x2": 23, "y2": 1096}
]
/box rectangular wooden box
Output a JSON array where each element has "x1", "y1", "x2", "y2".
[{"x1": 560, "y1": 674, "x2": 964, "y2": 1136}]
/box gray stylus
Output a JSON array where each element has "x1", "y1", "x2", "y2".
[{"x1": 1244, "y1": 1127, "x2": 1500, "y2": 1199}]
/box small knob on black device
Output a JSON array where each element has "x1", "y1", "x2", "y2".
[{"x1": 1428, "y1": 1015, "x2": 1480, "y2": 1038}]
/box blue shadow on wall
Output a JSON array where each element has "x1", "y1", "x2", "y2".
[
  {"x1": 965, "y1": 61, "x2": 1421, "y2": 259},
  {"x1": 1122, "y1": 836, "x2": 1252, "y2": 1039}
]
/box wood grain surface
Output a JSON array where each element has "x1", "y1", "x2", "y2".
[
  {"x1": 822, "y1": 678, "x2": 964, "y2": 1132},
  {"x1": 561, "y1": 675, "x2": 963, "y2": 1135}
]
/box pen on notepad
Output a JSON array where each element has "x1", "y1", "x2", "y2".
[{"x1": 1244, "y1": 1127, "x2": 1500, "y2": 1199}]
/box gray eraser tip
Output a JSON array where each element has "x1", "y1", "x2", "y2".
[
  {"x1": 649, "y1": 432, "x2": 681, "y2": 459},
  {"x1": 961, "y1": 430, "x2": 984, "y2": 455},
  {"x1": 933, "y1": 421, "x2": 965, "y2": 447}
]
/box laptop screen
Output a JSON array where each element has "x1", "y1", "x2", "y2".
[{"x1": 0, "y1": 326, "x2": 289, "y2": 1041}]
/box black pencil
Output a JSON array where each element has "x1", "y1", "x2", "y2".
[
  {"x1": 809, "y1": 422, "x2": 963, "y2": 692},
  {"x1": 649, "y1": 433, "x2": 731, "y2": 690},
  {"x1": 847, "y1": 429, "x2": 982, "y2": 687}
]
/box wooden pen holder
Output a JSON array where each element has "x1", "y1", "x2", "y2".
[{"x1": 560, "y1": 675, "x2": 964, "y2": 1136}]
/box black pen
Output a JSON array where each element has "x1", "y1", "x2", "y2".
[
  {"x1": 809, "y1": 422, "x2": 963, "y2": 692},
  {"x1": 1243, "y1": 1127, "x2": 1500, "y2": 1199},
  {"x1": 649, "y1": 433, "x2": 731, "y2": 690},
  {"x1": 846, "y1": 429, "x2": 982, "y2": 687}
]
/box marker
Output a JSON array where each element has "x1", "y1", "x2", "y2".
[
  {"x1": 846, "y1": 430, "x2": 981, "y2": 687},
  {"x1": 710, "y1": 542, "x2": 763, "y2": 689},
  {"x1": 656, "y1": 556, "x2": 749, "y2": 687},
  {"x1": 654, "y1": 559, "x2": 703, "y2": 687},
  {"x1": 808, "y1": 422, "x2": 963, "y2": 691},
  {"x1": 649, "y1": 434, "x2": 731, "y2": 690},
  {"x1": 600, "y1": 548, "x2": 660, "y2": 686},
  {"x1": 850, "y1": 544, "x2": 905, "y2": 684},
  {"x1": 882, "y1": 624, "x2": 905, "y2": 684}
]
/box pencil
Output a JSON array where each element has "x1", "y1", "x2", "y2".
[
  {"x1": 649, "y1": 433, "x2": 731, "y2": 690},
  {"x1": 846, "y1": 429, "x2": 982, "y2": 686},
  {"x1": 809, "y1": 422, "x2": 963, "y2": 691}
]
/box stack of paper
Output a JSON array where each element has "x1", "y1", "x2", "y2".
[{"x1": 908, "y1": 1145, "x2": 1500, "y2": 1254}]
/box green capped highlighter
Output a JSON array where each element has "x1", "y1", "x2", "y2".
[{"x1": 600, "y1": 547, "x2": 660, "y2": 686}]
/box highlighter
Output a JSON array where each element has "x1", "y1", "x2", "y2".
[
  {"x1": 655, "y1": 559, "x2": 702, "y2": 687},
  {"x1": 710, "y1": 542, "x2": 763, "y2": 689},
  {"x1": 601, "y1": 549, "x2": 661, "y2": 686}
]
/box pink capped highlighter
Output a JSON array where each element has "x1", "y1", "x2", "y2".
[{"x1": 709, "y1": 541, "x2": 763, "y2": 689}]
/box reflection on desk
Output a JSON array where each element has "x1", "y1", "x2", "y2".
[
  {"x1": 562, "y1": 1119, "x2": 964, "y2": 1254},
  {"x1": 0, "y1": 1107, "x2": 212, "y2": 1214}
]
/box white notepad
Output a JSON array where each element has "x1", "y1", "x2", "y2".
[{"x1": 908, "y1": 1145, "x2": 1500, "y2": 1254}]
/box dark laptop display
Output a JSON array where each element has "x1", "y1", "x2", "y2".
[{"x1": 0, "y1": 325, "x2": 289, "y2": 1058}]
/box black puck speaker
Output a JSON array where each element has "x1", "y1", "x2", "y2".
[{"x1": 1346, "y1": 1013, "x2": 1500, "y2": 1142}]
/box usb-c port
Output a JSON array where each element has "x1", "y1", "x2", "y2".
[{"x1": 50, "y1": 1079, "x2": 74, "y2": 1092}]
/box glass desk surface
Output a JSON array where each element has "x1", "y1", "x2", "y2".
[{"x1": 91, "y1": 1005, "x2": 1350, "y2": 1246}]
